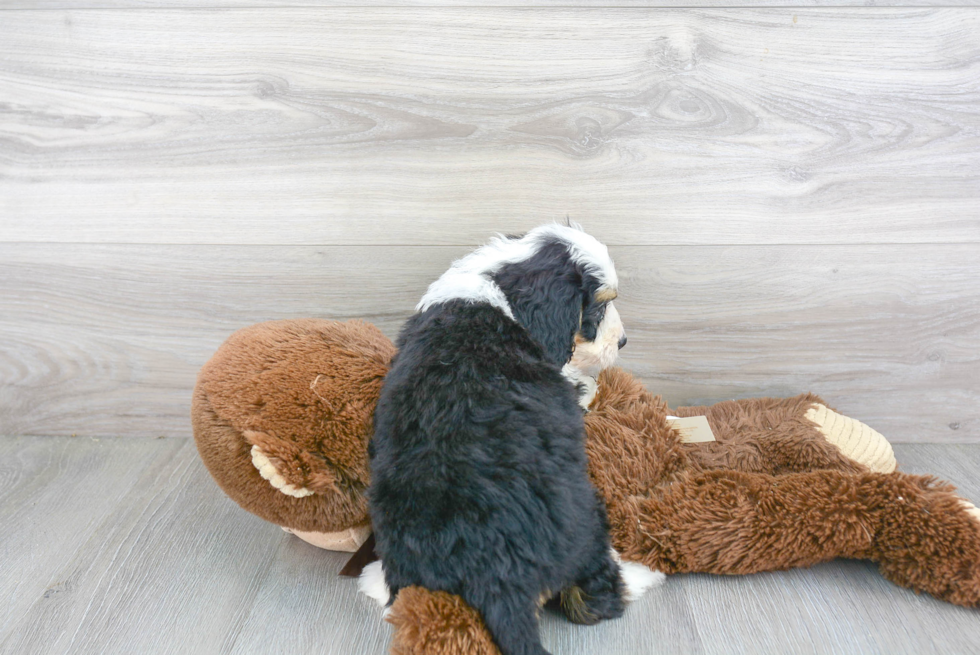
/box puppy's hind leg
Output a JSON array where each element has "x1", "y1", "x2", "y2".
[
  {"x1": 469, "y1": 591, "x2": 550, "y2": 655},
  {"x1": 560, "y1": 548, "x2": 625, "y2": 625}
]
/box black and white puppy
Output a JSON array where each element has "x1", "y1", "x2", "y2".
[{"x1": 366, "y1": 224, "x2": 649, "y2": 655}]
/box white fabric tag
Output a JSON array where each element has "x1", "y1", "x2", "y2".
[{"x1": 666, "y1": 415, "x2": 716, "y2": 443}]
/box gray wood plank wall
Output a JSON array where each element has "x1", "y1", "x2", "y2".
[
  {"x1": 1, "y1": 6, "x2": 978, "y2": 442},
  {"x1": 8, "y1": 1, "x2": 980, "y2": 7}
]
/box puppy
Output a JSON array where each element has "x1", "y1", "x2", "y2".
[{"x1": 368, "y1": 224, "x2": 628, "y2": 655}]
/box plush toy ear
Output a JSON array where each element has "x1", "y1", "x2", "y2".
[{"x1": 492, "y1": 240, "x2": 584, "y2": 367}]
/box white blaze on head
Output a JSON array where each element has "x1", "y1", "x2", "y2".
[{"x1": 416, "y1": 222, "x2": 618, "y2": 318}]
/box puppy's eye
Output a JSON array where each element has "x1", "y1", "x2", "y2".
[{"x1": 579, "y1": 301, "x2": 607, "y2": 341}]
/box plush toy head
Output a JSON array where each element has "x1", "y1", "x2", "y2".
[{"x1": 192, "y1": 319, "x2": 395, "y2": 550}]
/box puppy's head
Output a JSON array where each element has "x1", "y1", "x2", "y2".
[
  {"x1": 571, "y1": 295, "x2": 625, "y2": 377},
  {"x1": 417, "y1": 223, "x2": 625, "y2": 380}
]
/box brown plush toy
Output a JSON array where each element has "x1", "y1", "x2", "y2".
[{"x1": 193, "y1": 319, "x2": 980, "y2": 655}]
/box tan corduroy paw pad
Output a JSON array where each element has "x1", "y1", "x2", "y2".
[
  {"x1": 251, "y1": 445, "x2": 315, "y2": 498},
  {"x1": 282, "y1": 524, "x2": 372, "y2": 552},
  {"x1": 960, "y1": 500, "x2": 980, "y2": 524},
  {"x1": 805, "y1": 404, "x2": 897, "y2": 473}
]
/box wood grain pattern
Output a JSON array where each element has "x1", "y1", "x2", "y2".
[
  {"x1": 1, "y1": 243, "x2": 976, "y2": 442},
  {"x1": 0, "y1": 437, "x2": 181, "y2": 642},
  {"x1": 1, "y1": 9, "x2": 978, "y2": 245},
  {"x1": 0, "y1": 439, "x2": 294, "y2": 655},
  {"x1": 9, "y1": 1, "x2": 980, "y2": 8},
  {"x1": 227, "y1": 537, "x2": 406, "y2": 655},
  {"x1": 2, "y1": 438, "x2": 980, "y2": 653}
]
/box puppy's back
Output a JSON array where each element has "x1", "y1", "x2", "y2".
[{"x1": 369, "y1": 301, "x2": 597, "y2": 655}]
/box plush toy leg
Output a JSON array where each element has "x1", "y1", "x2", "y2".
[
  {"x1": 867, "y1": 477, "x2": 980, "y2": 607},
  {"x1": 386, "y1": 587, "x2": 501, "y2": 655},
  {"x1": 611, "y1": 468, "x2": 879, "y2": 575},
  {"x1": 674, "y1": 395, "x2": 895, "y2": 476},
  {"x1": 613, "y1": 469, "x2": 980, "y2": 607}
]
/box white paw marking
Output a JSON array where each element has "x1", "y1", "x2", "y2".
[
  {"x1": 250, "y1": 445, "x2": 314, "y2": 498},
  {"x1": 612, "y1": 549, "x2": 665, "y2": 602},
  {"x1": 358, "y1": 560, "x2": 391, "y2": 610}
]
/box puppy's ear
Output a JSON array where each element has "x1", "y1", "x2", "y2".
[
  {"x1": 492, "y1": 242, "x2": 583, "y2": 366},
  {"x1": 509, "y1": 273, "x2": 582, "y2": 367}
]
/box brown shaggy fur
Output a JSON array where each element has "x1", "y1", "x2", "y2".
[
  {"x1": 588, "y1": 367, "x2": 980, "y2": 602},
  {"x1": 386, "y1": 587, "x2": 499, "y2": 655},
  {"x1": 192, "y1": 320, "x2": 980, "y2": 655},
  {"x1": 193, "y1": 319, "x2": 394, "y2": 533}
]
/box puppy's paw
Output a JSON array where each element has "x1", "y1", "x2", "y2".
[
  {"x1": 611, "y1": 548, "x2": 665, "y2": 602},
  {"x1": 558, "y1": 586, "x2": 602, "y2": 625},
  {"x1": 619, "y1": 561, "x2": 665, "y2": 602},
  {"x1": 558, "y1": 584, "x2": 624, "y2": 625},
  {"x1": 358, "y1": 560, "x2": 390, "y2": 609}
]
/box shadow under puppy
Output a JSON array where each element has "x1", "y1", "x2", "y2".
[{"x1": 368, "y1": 224, "x2": 634, "y2": 655}]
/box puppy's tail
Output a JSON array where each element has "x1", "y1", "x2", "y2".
[{"x1": 470, "y1": 593, "x2": 550, "y2": 655}]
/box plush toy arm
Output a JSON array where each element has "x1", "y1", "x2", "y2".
[
  {"x1": 672, "y1": 395, "x2": 896, "y2": 476},
  {"x1": 611, "y1": 469, "x2": 980, "y2": 607},
  {"x1": 589, "y1": 369, "x2": 895, "y2": 485}
]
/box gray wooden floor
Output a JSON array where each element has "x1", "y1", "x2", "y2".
[{"x1": 1, "y1": 436, "x2": 978, "y2": 655}]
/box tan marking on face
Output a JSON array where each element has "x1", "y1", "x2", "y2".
[
  {"x1": 594, "y1": 288, "x2": 618, "y2": 303},
  {"x1": 568, "y1": 302, "x2": 624, "y2": 377}
]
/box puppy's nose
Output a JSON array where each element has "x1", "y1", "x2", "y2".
[{"x1": 618, "y1": 334, "x2": 627, "y2": 350}]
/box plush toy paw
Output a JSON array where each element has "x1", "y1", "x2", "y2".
[
  {"x1": 805, "y1": 404, "x2": 896, "y2": 473},
  {"x1": 281, "y1": 524, "x2": 371, "y2": 552},
  {"x1": 872, "y1": 477, "x2": 980, "y2": 608},
  {"x1": 919, "y1": 493, "x2": 980, "y2": 607},
  {"x1": 961, "y1": 499, "x2": 980, "y2": 523}
]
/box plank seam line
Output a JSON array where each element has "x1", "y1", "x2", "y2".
[
  {"x1": 1, "y1": 242, "x2": 978, "y2": 248},
  {"x1": 2, "y1": 5, "x2": 980, "y2": 9}
]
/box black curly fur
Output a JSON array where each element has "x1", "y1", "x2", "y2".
[{"x1": 368, "y1": 240, "x2": 624, "y2": 655}]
